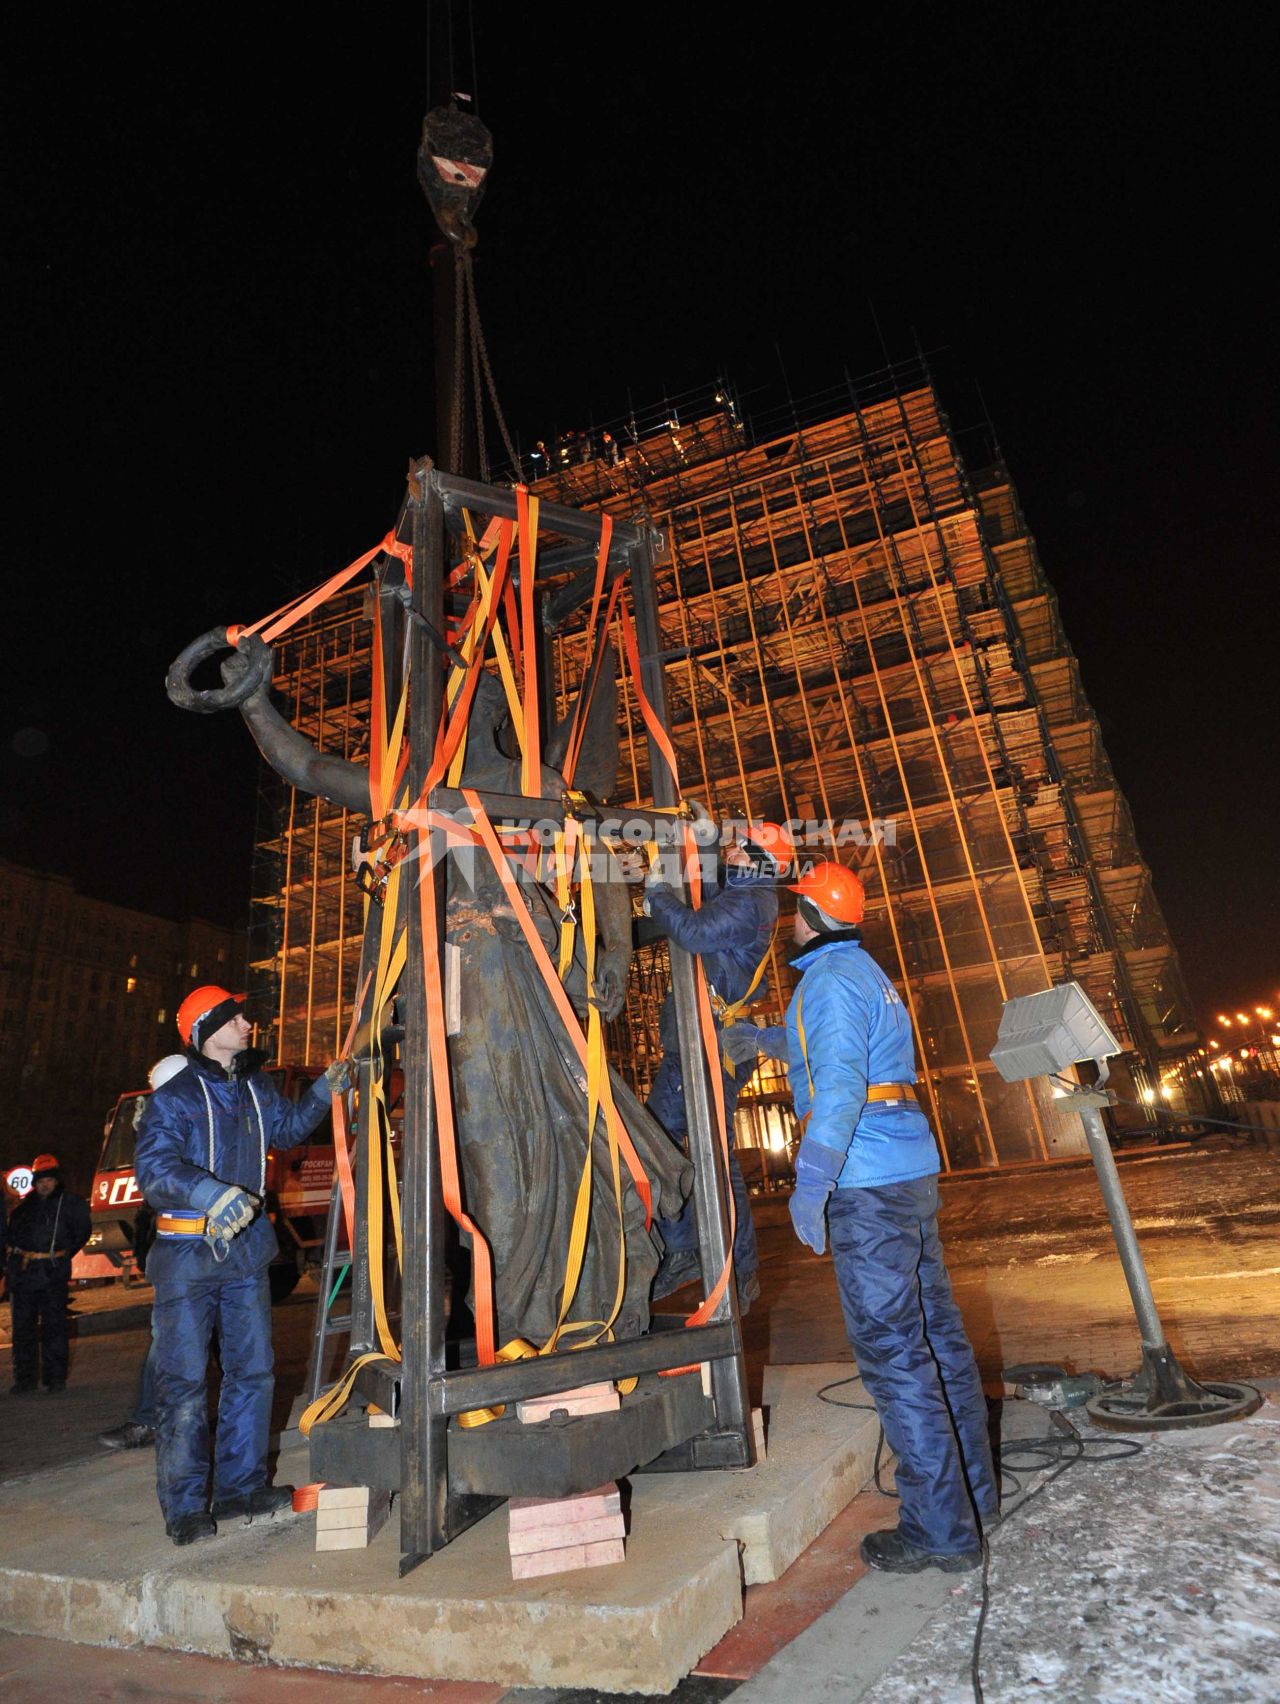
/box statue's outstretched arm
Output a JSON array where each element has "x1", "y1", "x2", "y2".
[{"x1": 223, "y1": 645, "x2": 371, "y2": 815}]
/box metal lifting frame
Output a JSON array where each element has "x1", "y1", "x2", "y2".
[{"x1": 319, "y1": 463, "x2": 753, "y2": 1577}]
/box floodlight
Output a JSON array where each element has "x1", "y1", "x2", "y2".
[
  {"x1": 987, "y1": 981, "x2": 1260, "y2": 1432},
  {"x1": 989, "y1": 982, "x2": 1121, "y2": 1083}
]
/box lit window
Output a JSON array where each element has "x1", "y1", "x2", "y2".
[
  {"x1": 129, "y1": 953, "x2": 138, "y2": 969},
  {"x1": 156, "y1": 1008, "x2": 167, "y2": 1025},
  {"x1": 189, "y1": 962, "x2": 199, "y2": 978},
  {"x1": 126, "y1": 977, "x2": 137, "y2": 994}
]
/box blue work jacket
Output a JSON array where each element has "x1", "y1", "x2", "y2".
[
  {"x1": 648, "y1": 868, "x2": 778, "y2": 1051},
  {"x1": 135, "y1": 1052, "x2": 329, "y2": 1283},
  {"x1": 785, "y1": 937, "x2": 938, "y2": 1190}
]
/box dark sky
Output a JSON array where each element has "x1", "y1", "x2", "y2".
[{"x1": 7, "y1": 5, "x2": 1276, "y2": 1019}]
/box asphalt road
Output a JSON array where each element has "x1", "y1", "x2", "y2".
[{"x1": 2, "y1": 1135, "x2": 1276, "y2": 1485}]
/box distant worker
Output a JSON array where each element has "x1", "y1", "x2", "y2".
[
  {"x1": 135, "y1": 986, "x2": 348, "y2": 1545},
  {"x1": 98, "y1": 1054, "x2": 186, "y2": 1451},
  {"x1": 726, "y1": 859, "x2": 998, "y2": 1572},
  {"x1": 5, "y1": 1153, "x2": 91, "y2": 1394},
  {"x1": 641, "y1": 813, "x2": 793, "y2": 1313}
]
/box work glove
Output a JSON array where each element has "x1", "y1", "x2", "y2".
[
  {"x1": 642, "y1": 856, "x2": 672, "y2": 916},
  {"x1": 788, "y1": 1139, "x2": 846, "y2": 1256},
  {"x1": 324, "y1": 1058, "x2": 352, "y2": 1095},
  {"x1": 722, "y1": 1023, "x2": 766, "y2": 1066},
  {"x1": 722, "y1": 1022, "x2": 789, "y2": 1065},
  {"x1": 193, "y1": 1184, "x2": 258, "y2": 1261}
]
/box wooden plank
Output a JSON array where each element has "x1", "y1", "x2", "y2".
[
  {"x1": 317, "y1": 1485, "x2": 373, "y2": 1510},
  {"x1": 508, "y1": 1512, "x2": 626, "y2": 1557},
  {"x1": 510, "y1": 1537, "x2": 626, "y2": 1580},
  {"x1": 517, "y1": 1390, "x2": 621, "y2": 1423},
  {"x1": 508, "y1": 1483, "x2": 621, "y2": 1533}
]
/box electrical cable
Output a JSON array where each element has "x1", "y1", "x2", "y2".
[
  {"x1": 817, "y1": 1375, "x2": 897, "y2": 1495},
  {"x1": 822, "y1": 1374, "x2": 1148, "y2": 1702}
]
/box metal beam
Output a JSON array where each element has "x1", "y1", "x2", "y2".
[
  {"x1": 428, "y1": 787, "x2": 694, "y2": 841},
  {"x1": 419, "y1": 469, "x2": 654, "y2": 553},
  {"x1": 626, "y1": 534, "x2": 755, "y2": 1467}
]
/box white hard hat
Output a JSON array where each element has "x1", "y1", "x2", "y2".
[{"x1": 148, "y1": 1054, "x2": 188, "y2": 1091}]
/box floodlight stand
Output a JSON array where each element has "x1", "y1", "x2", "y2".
[{"x1": 1062, "y1": 1066, "x2": 1260, "y2": 1431}]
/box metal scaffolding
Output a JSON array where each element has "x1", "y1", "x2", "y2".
[{"x1": 250, "y1": 365, "x2": 1209, "y2": 1169}]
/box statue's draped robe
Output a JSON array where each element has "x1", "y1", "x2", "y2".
[
  {"x1": 447, "y1": 680, "x2": 690, "y2": 1348},
  {"x1": 229, "y1": 640, "x2": 692, "y2": 1348},
  {"x1": 445, "y1": 832, "x2": 689, "y2": 1347}
]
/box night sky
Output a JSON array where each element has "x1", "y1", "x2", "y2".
[{"x1": 7, "y1": 5, "x2": 1276, "y2": 1019}]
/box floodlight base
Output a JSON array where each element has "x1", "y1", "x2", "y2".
[{"x1": 1086, "y1": 1344, "x2": 1261, "y2": 1431}]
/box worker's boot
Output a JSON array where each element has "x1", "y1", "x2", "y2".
[
  {"x1": 860, "y1": 1527, "x2": 982, "y2": 1574},
  {"x1": 212, "y1": 1485, "x2": 296, "y2": 1522},
  {"x1": 98, "y1": 1421, "x2": 156, "y2": 1450},
  {"x1": 737, "y1": 1270, "x2": 761, "y2": 1317},
  {"x1": 651, "y1": 1248, "x2": 701, "y2": 1299},
  {"x1": 166, "y1": 1512, "x2": 217, "y2": 1547}
]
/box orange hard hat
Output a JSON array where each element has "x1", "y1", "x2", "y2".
[
  {"x1": 31, "y1": 1153, "x2": 60, "y2": 1174},
  {"x1": 740, "y1": 821, "x2": 796, "y2": 874},
  {"x1": 177, "y1": 985, "x2": 247, "y2": 1048},
  {"x1": 788, "y1": 859, "x2": 866, "y2": 925}
]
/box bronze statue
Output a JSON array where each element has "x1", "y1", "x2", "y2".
[{"x1": 170, "y1": 627, "x2": 691, "y2": 1349}]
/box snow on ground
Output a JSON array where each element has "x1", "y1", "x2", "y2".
[{"x1": 865, "y1": 1403, "x2": 1280, "y2": 1704}]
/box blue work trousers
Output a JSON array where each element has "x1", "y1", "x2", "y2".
[
  {"x1": 132, "y1": 1329, "x2": 158, "y2": 1429},
  {"x1": 828, "y1": 1177, "x2": 997, "y2": 1556},
  {"x1": 152, "y1": 1270, "x2": 274, "y2": 1523},
  {"x1": 648, "y1": 1051, "x2": 759, "y2": 1277}
]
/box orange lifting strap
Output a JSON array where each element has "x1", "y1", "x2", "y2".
[{"x1": 227, "y1": 496, "x2": 734, "y2": 1414}]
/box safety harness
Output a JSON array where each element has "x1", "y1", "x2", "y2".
[
  {"x1": 794, "y1": 983, "x2": 918, "y2": 1107},
  {"x1": 13, "y1": 1195, "x2": 67, "y2": 1267},
  {"x1": 156, "y1": 1076, "x2": 267, "y2": 1240}
]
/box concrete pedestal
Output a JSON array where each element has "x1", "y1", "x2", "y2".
[{"x1": 0, "y1": 1362, "x2": 876, "y2": 1695}]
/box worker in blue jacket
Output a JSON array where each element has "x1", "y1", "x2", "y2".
[
  {"x1": 642, "y1": 814, "x2": 793, "y2": 1313},
  {"x1": 135, "y1": 984, "x2": 347, "y2": 1546},
  {"x1": 726, "y1": 859, "x2": 997, "y2": 1573}
]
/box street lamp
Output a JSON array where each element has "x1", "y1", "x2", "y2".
[{"x1": 991, "y1": 983, "x2": 1260, "y2": 1431}]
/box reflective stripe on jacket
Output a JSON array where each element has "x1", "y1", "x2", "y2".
[
  {"x1": 785, "y1": 937, "x2": 938, "y2": 1190},
  {"x1": 135, "y1": 1055, "x2": 329, "y2": 1281}
]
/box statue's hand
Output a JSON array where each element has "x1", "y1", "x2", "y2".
[
  {"x1": 593, "y1": 947, "x2": 630, "y2": 1021},
  {"x1": 220, "y1": 649, "x2": 254, "y2": 689}
]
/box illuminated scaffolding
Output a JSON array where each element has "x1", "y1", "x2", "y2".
[{"x1": 249, "y1": 364, "x2": 1207, "y2": 1169}]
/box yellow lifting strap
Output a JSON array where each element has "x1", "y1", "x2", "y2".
[
  {"x1": 446, "y1": 516, "x2": 525, "y2": 789},
  {"x1": 715, "y1": 928, "x2": 775, "y2": 1079},
  {"x1": 795, "y1": 984, "x2": 813, "y2": 1099},
  {"x1": 552, "y1": 817, "x2": 580, "y2": 981},
  {"x1": 543, "y1": 819, "x2": 628, "y2": 1355}
]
